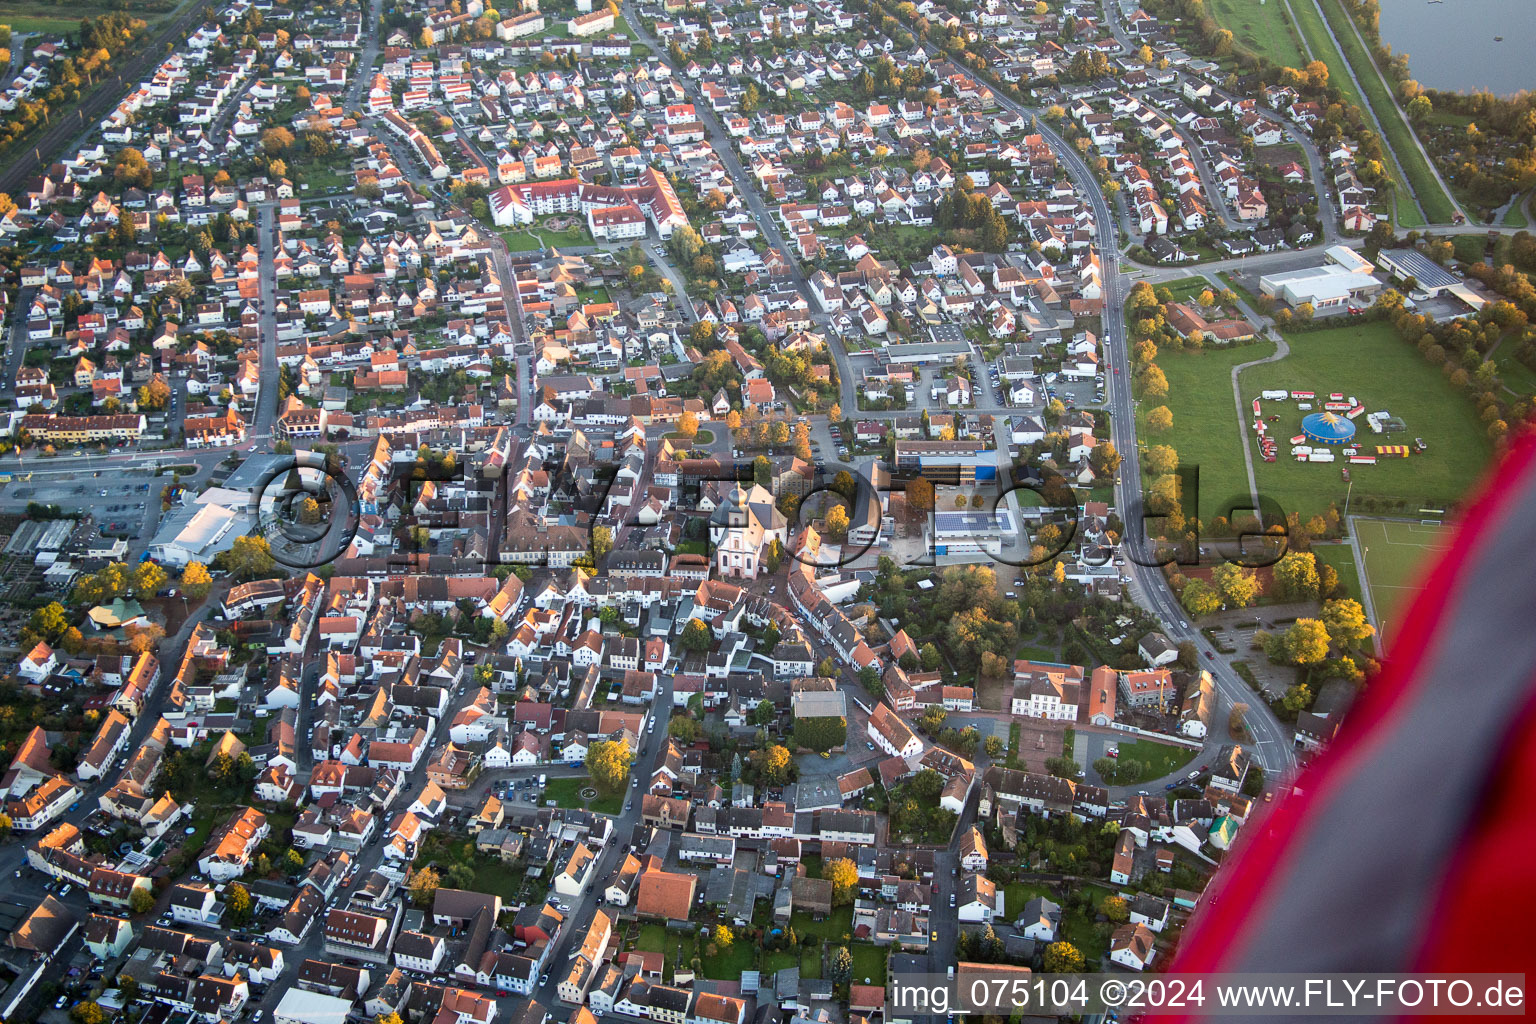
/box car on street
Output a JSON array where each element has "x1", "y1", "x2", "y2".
[
  {"x1": 540, "y1": 975, "x2": 549, "y2": 987},
  {"x1": 1187, "y1": 770, "x2": 1202, "y2": 780},
  {"x1": 1165, "y1": 782, "x2": 1179, "y2": 791}
]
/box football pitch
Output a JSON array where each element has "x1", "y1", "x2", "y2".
[{"x1": 1355, "y1": 519, "x2": 1454, "y2": 644}]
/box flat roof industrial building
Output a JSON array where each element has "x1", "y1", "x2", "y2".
[{"x1": 1259, "y1": 245, "x2": 1383, "y2": 310}]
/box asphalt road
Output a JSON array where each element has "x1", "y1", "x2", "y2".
[{"x1": 1011, "y1": 94, "x2": 1299, "y2": 778}]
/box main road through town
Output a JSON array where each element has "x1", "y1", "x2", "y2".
[{"x1": 905, "y1": 37, "x2": 1298, "y2": 775}]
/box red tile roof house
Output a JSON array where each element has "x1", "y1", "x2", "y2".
[{"x1": 635, "y1": 861, "x2": 697, "y2": 921}]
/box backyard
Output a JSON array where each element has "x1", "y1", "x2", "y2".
[{"x1": 1241, "y1": 321, "x2": 1492, "y2": 520}]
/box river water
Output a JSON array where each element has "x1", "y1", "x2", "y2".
[{"x1": 1376, "y1": 0, "x2": 1536, "y2": 96}]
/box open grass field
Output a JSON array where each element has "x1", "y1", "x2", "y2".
[
  {"x1": 1309, "y1": 541, "x2": 1364, "y2": 603},
  {"x1": 1354, "y1": 518, "x2": 1453, "y2": 644},
  {"x1": 0, "y1": 0, "x2": 191, "y2": 34},
  {"x1": 1207, "y1": 0, "x2": 1308, "y2": 68},
  {"x1": 1312, "y1": 0, "x2": 1457, "y2": 224},
  {"x1": 1160, "y1": 276, "x2": 1218, "y2": 304},
  {"x1": 1106, "y1": 738, "x2": 1199, "y2": 782},
  {"x1": 0, "y1": 0, "x2": 113, "y2": 33},
  {"x1": 1140, "y1": 341, "x2": 1277, "y2": 523},
  {"x1": 1240, "y1": 321, "x2": 1491, "y2": 519},
  {"x1": 1494, "y1": 348, "x2": 1536, "y2": 397}
]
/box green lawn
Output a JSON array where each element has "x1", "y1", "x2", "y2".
[
  {"x1": 1160, "y1": 276, "x2": 1219, "y2": 304},
  {"x1": 665, "y1": 429, "x2": 714, "y2": 444},
  {"x1": 1309, "y1": 541, "x2": 1364, "y2": 603},
  {"x1": 1354, "y1": 517, "x2": 1453, "y2": 645},
  {"x1": 1241, "y1": 321, "x2": 1492, "y2": 520},
  {"x1": 471, "y1": 860, "x2": 526, "y2": 900},
  {"x1": 1105, "y1": 739, "x2": 1198, "y2": 782},
  {"x1": 1494, "y1": 348, "x2": 1536, "y2": 397},
  {"x1": 543, "y1": 775, "x2": 619, "y2": 813},
  {"x1": 1141, "y1": 342, "x2": 1277, "y2": 523},
  {"x1": 1060, "y1": 909, "x2": 1111, "y2": 966},
  {"x1": 500, "y1": 217, "x2": 592, "y2": 252},
  {"x1": 848, "y1": 943, "x2": 888, "y2": 986},
  {"x1": 701, "y1": 939, "x2": 756, "y2": 979},
  {"x1": 1015, "y1": 642, "x2": 1060, "y2": 662},
  {"x1": 789, "y1": 907, "x2": 854, "y2": 944},
  {"x1": 636, "y1": 923, "x2": 670, "y2": 953},
  {"x1": 1004, "y1": 881, "x2": 1057, "y2": 913},
  {"x1": 1315, "y1": 0, "x2": 1457, "y2": 223},
  {"x1": 675, "y1": 539, "x2": 708, "y2": 556},
  {"x1": 1207, "y1": 0, "x2": 1308, "y2": 67},
  {"x1": 1502, "y1": 194, "x2": 1530, "y2": 228}
]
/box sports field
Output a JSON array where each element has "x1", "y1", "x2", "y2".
[{"x1": 1355, "y1": 518, "x2": 1453, "y2": 644}]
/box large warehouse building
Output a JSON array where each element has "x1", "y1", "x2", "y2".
[{"x1": 1259, "y1": 245, "x2": 1383, "y2": 311}]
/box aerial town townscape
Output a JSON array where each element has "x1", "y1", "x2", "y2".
[{"x1": 0, "y1": 0, "x2": 1531, "y2": 1017}]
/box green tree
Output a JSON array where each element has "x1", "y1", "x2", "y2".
[
  {"x1": 679, "y1": 618, "x2": 713, "y2": 652},
  {"x1": 1282, "y1": 619, "x2": 1332, "y2": 665},
  {"x1": 180, "y1": 561, "x2": 214, "y2": 600},
  {"x1": 825, "y1": 857, "x2": 859, "y2": 905},
  {"x1": 1271, "y1": 552, "x2": 1320, "y2": 601},
  {"x1": 1100, "y1": 895, "x2": 1129, "y2": 922},
  {"x1": 760, "y1": 744, "x2": 793, "y2": 785},
  {"x1": 828, "y1": 945, "x2": 854, "y2": 984},
  {"x1": 225, "y1": 882, "x2": 253, "y2": 924},
  {"x1": 1320, "y1": 598, "x2": 1374, "y2": 651},
  {"x1": 1042, "y1": 941, "x2": 1085, "y2": 972},
  {"x1": 591, "y1": 525, "x2": 613, "y2": 560},
  {"x1": 792, "y1": 716, "x2": 846, "y2": 753},
  {"x1": 585, "y1": 739, "x2": 635, "y2": 795},
  {"x1": 1281, "y1": 683, "x2": 1313, "y2": 713},
  {"x1": 1180, "y1": 578, "x2": 1221, "y2": 617},
  {"x1": 753, "y1": 700, "x2": 776, "y2": 728},
  {"x1": 1211, "y1": 563, "x2": 1260, "y2": 608},
  {"x1": 128, "y1": 886, "x2": 155, "y2": 915},
  {"x1": 919, "y1": 642, "x2": 942, "y2": 671},
  {"x1": 223, "y1": 536, "x2": 276, "y2": 579}
]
